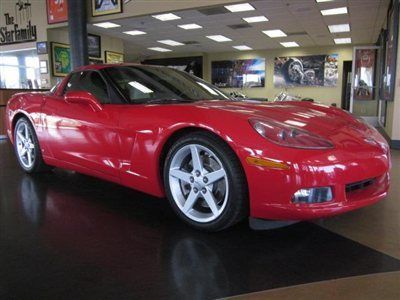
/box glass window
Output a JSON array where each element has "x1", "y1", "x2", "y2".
[
  {"x1": 64, "y1": 71, "x2": 110, "y2": 104},
  {"x1": 0, "y1": 49, "x2": 41, "y2": 89},
  {"x1": 104, "y1": 66, "x2": 230, "y2": 104}
]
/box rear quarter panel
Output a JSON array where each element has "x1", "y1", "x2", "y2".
[{"x1": 7, "y1": 92, "x2": 47, "y2": 143}]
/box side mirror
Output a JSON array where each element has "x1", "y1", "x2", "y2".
[{"x1": 64, "y1": 90, "x2": 103, "y2": 112}]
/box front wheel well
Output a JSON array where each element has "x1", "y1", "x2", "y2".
[{"x1": 158, "y1": 127, "x2": 247, "y2": 188}]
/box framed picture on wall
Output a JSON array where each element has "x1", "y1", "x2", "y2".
[
  {"x1": 273, "y1": 54, "x2": 338, "y2": 87},
  {"x1": 142, "y1": 56, "x2": 203, "y2": 78},
  {"x1": 89, "y1": 58, "x2": 104, "y2": 65},
  {"x1": 381, "y1": 0, "x2": 399, "y2": 101},
  {"x1": 105, "y1": 51, "x2": 124, "y2": 63},
  {"x1": 212, "y1": 59, "x2": 265, "y2": 88},
  {"x1": 88, "y1": 34, "x2": 101, "y2": 58},
  {"x1": 40, "y1": 61, "x2": 48, "y2": 74},
  {"x1": 36, "y1": 41, "x2": 48, "y2": 54},
  {"x1": 51, "y1": 42, "x2": 72, "y2": 77},
  {"x1": 92, "y1": 0, "x2": 123, "y2": 17},
  {"x1": 46, "y1": 0, "x2": 69, "y2": 24}
]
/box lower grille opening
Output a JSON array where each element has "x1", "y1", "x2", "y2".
[{"x1": 346, "y1": 178, "x2": 375, "y2": 193}]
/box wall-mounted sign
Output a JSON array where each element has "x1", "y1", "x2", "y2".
[
  {"x1": 47, "y1": 0, "x2": 69, "y2": 24},
  {"x1": 0, "y1": 4, "x2": 37, "y2": 45}
]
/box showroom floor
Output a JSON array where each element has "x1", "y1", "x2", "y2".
[{"x1": 0, "y1": 140, "x2": 399, "y2": 299}]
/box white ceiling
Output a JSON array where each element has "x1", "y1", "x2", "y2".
[{"x1": 87, "y1": 0, "x2": 390, "y2": 59}]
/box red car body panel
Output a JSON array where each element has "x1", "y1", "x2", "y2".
[{"x1": 5, "y1": 64, "x2": 390, "y2": 221}]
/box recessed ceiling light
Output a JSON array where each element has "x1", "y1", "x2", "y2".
[
  {"x1": 328, "y1": 24, "x2": 350, "y2": 33},
  {"x1": 316, "y1": 0, "x2": 334, "y2": 2},
  {"x1": 334, "y1": 37, "x2": 352, "y2": 44},
  {"x1": 123, "y1": 30, "x2": 146, "y2": 36},
  {"x1": 148, "y1": 47, "x2": 172, "y2": 52},
  {"x1": 152, "y1": 13, "x2": 181, "y2": 21},
  {"x1": 321, "y1": 7, "x2": 348, "y2": 16},
  {"x1": 178, "y1": 23, "x2": 203, "y2": 30},
  {"x1": 233, "y1": 45, "x2": 253, "y2": 51},
  {"x1": 158, "y1": 39, "x2": 184, "y2": 46},
  {"x1": 206, "y1": 35, "x2": 232, "y2": 42},
  {"x1": 280, "y1": 41, "x2": 299, "y2": 48},
  {"x1": 262, "y1": 29, "x2": 287, "y2": 38},
  {"x1": 93, "y1": 22, "x2": 120, "y2": 28},
  {"x1": 242, "y1": 16, "x2": 269, "y2": 23},
  {"x1": 224, "y1": 3, "x2": 255, "y2": 12}
]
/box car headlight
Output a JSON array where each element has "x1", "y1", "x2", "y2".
[{"x1": 249, "y1": 118, "x2": 334, "y2": 150}]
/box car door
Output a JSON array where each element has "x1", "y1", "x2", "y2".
[{"x1": 42, "y1": 71, "x2": 121, "y2": 179}]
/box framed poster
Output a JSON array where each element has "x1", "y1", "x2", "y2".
[
  {"x1": 274, "y1": 54, "x2": 338, "y2": 87},
  {"x1": 353, "y1": 49, "x2": 377, "y2": 101},
  {"x1": 92, "y1": 0, "x2": 123, "y2": 17},
  {"x1": 47, "y1": 0, "x2": 68, "y2": 24},
  {"x1": 36, "y1": 41, "x2": 48, "y2": 54},
  {"x1": 382, "y1": 0, "x2": 399, "y2": 101},
  {"x1": 105, "y1": 51, "x2": 124, "y2": 63},
  {"x1": 88, "y1": 34, "x2": 101, "y2": 58},
  {"x1": 211, "y1": 59, "x2": 265, "y2": 88},
  {"x1": 142, "y1": 56, "x2": 203, "y2": 78},
  {"x1": 51, "y1": 42, "x2": 72, "y2": 77}
]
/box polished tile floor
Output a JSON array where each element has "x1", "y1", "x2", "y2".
[{"x1": 0, "y1": 140, "x2": 399, "y2": 299}]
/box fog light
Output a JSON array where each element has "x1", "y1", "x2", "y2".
[{"x1": 292, "y1": 187, "x2": 333, "y2": 204}]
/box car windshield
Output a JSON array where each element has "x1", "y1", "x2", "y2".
[{"x1": 104, "y1": 65, "x2": 231, "y2": 104}]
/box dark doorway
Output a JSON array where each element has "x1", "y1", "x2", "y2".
[{"x1": 341, "y1": 61, "x2": 353, "y2": 110}]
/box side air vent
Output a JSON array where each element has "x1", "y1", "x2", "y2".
[
  {"x1": 183, "y1": 41, "x2": 200, "y2": 45},
  {"x1": 198, "y1": 7, "x2": 229, "y2": 15},
  {"x1": 287, "y1": 31, "x2": 308, "y2": 36},
  {"x1": 228, "y1": 24, "x2": 252, "y2": 30}
]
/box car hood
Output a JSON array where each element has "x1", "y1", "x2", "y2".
[
  {"x1": 197, "y1": 100, "x2": 355, "y2": 134},
  {"x1": 194, "y1": 100, "x2": 388, "y2": 151}
]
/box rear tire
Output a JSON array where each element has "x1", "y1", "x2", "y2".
[
  {"x1": 164, "y1": 131, "x2": 248, "y2": 231},
  {"x1": 14, "y1": 117, "x2": 49, "y2": 173}
]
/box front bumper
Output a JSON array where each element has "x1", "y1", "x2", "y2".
[{"x1": 241, "y1": 146, "x2": 390, "y2": 221}]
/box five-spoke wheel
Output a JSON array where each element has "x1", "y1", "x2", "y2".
[
  {"x1": 14, "y1": 117, "x2": 48, "y2": 173},
  {"x1": 164, "y1": 132, "x2": 248, "y2": 231},
  {"x1": 15, "y1": 120, "x2": 36, "y2": 169}
]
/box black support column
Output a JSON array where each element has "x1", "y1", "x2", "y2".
[{"x1": 68, "y1": 0, "x2": 89, "y2": 68}]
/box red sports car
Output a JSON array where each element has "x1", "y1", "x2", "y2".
[{"x1": 5, "y1": 64, "x2": 390, "y2": 231}]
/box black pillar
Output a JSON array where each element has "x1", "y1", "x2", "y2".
[{"x1": 68, "y1": 0, "x2": 89, "y2": 68}]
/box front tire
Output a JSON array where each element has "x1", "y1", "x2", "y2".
[
  {"x1": 164, "y1": 132, "x2": 248, "y2": 231},
  {"x1": 14, "y1": 117, "x2": 49, "y2": 173}
]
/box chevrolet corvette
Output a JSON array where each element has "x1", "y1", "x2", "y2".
[{"x1": 6, "y1": 64, "x2": 390, "y2": 231}]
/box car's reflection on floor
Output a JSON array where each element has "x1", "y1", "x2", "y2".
[{"x1": 3, "y1": 167, "x2": 400, "y2": 299}]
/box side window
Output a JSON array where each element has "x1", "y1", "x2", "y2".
[
  {"x1": 79, "y1": 71, "x2": 110, "y2": 104},
  {"x1": 64, "y1": 71, "x2": 110, "y2": 104},
  {"x1": 63, "y1": 72, "x2": 80, "y2": 94}
]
